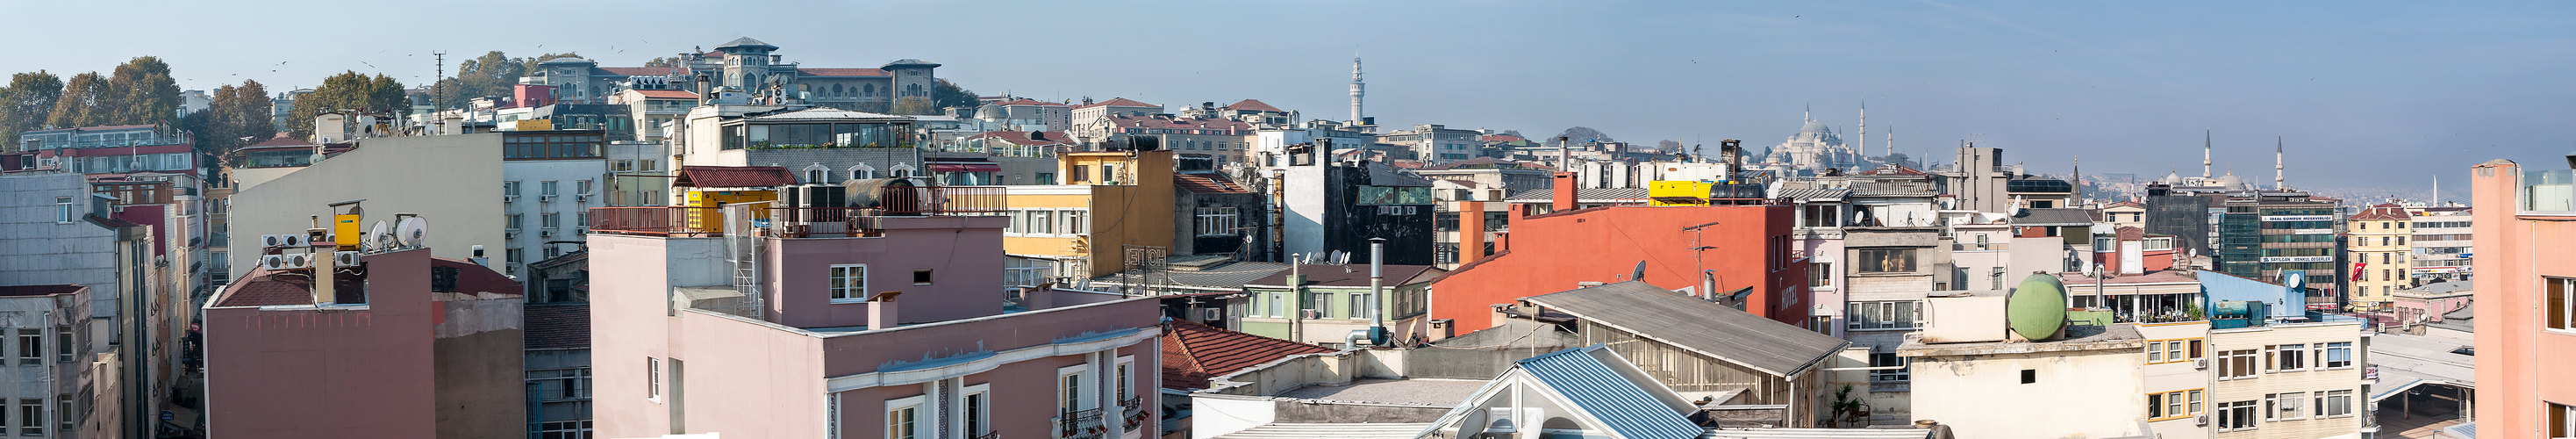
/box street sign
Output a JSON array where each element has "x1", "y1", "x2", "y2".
[{"x1": 161, "y1": 410, "x2": 174, "y2": 421}]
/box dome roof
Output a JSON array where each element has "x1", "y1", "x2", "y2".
[
  {"x1": 2161, "y1": 170, "x2": 2184, "y2": 184},
  {"x1": 1800, "y1": 118, "x2": 1830, "y2": 133},
  {"x1": 2215, "y1": 172, "x2": 2248, "y2": 190},
  {"x1": 973, "y1": 104, "x2": 1006, "y2": 119}
]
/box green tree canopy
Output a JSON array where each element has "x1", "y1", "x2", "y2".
[
  {"x1": 47, "y1": 72, "x2": 110, "y2": 129},
  {"x1": 105, "y1": 56, "x2": 179, "y2": 128},
  {"x1": 289, "y1": 71, "x2": 405, "y2": 140},
  {"x1": 930, "y1": 79, "x2": 977, "y2": 113},
  {"x1": 182, "y1": 80, "x2": 275, "y2": 162},
  {"x1": 0, "y1": 71, "x2": 64, "y2": 148}
]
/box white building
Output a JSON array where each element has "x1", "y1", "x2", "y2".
[{"x1": 499, "y1": 131, "x2": 609, "y2": 277}]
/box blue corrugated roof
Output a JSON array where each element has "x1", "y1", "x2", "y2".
[
  {"x1": 1518, "y1": 347, "x2": 1702, "y2": 439},
  {"x1": 2199, "y1": 270, "x2": 2307, "y2": 318}
]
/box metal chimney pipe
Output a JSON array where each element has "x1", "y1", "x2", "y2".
[{"x1": 1369, "y1": 238, "x2": 1386, "y2": 345}]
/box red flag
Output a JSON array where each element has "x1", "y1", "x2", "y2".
[{"x1": 2351, "y1": 262, "x2": 2367, "y2": 282}]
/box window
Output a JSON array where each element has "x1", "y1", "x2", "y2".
[
  {"x1": 2265, "y1": 392, "x2": 2306, "y2": 421},
  {"x1": 2147, "y1": 390, "x2": 2200, "y2": 420},
  {"x1": 647, "y1": 357, "x2": 661, "y2": 400},
  {"x1": 1802, "y1": 205, "x2": 1841, "y2": 227},
  {"x1": 1058, "y1": 365, "x2": 1089, "y2": 414},
  {"x1": 2217, "y1": 349, "x2": 2259, "y2": 379},
  {"x1": 16, "y1": 329, "x2": 38, "y2": 365},
  {"x1": 2322, "y1": 342, "x2": 2353, "y2": 369},
  {"x1": 542, "y1": 180, "x2": 560, "y2": 196},
  {"x1": 1005, "y1": 257, "x2": 1055, "y2": 288},
  {"x1": 1869, "y1": 352, "x2": 1908, "y2": 383},
  {"x1": 1060, "y1": 210, "x2": 1087, "y2": 235},
  {"x1": 1990, "y1": 267, "x2": 2006, "y2": 290},
  {"x1": 509, "y1": 214, "x2": 524, "y2": 230},
  {"x1": 2315, "y1": 390, "x2": 2353, "y2": 418},
  {"x1": 2551, "y1": 402, "x2": 2576, "y2": 438},
  {"x1": 542, "y1": 213, "x2": 560, "y2": 229},
  {"x1": 577, "y1": 179, "x2": 593, "y2": 195},
  {"x1": 912, "y1": 270, "x2": 934, "y2": 285},
  {"x1": 830, "y1": 264, "x2": 869, "y2": 302},
  {"x1": 15, "y1": 399, "x2": 34, "y2": 435},
  {"x1": 2147, "y1": 339, "x2": 2200, "y2": 364},
  {"x1": 1810, "y1": 263, "x2": 1833, "y2": 288},
  {"x1": 2551, "y1": 277, "x2": 2575, "y2": 331},
  {"x1": 2266, "y1": 344, "x2": 2308, "y2": 372},
  {"x1": 54, "y1": 197, "x2": 74, "y2": 223},
  {"x1": 1267, "y1": 291, "x2": 1284, "y2": 318},
  {"x1": 1857, "y1": 248, "x2": 1916, "y2": 273},
  {"x1": 960, "y1": 384, "x2": 991, "y2": 438},
  {"x1": 1115, "y1": 356, "x2": 1135, "y2": 407},
  {"x1": 2019, "y1": 369, "x2": 2036, "y2": 384},
  {"x1": 885, "y1": 395, "x2": 923, "y2": 439},
  {"x1": 54, "y1": 327, "x2": 70, "y2": 363},
  {"x1": 2218, "y1": 400, "x2": 2258, "y2": 431},
  {"x1": 1847, "y1": 301, "x2": 1920, "y2": 330},
  {"x1": 1196, "y1": 206, "x2": 1241, "y2": 236},
  {"x1": 54, "y1": 399, "x2": 67, "y2": 435},
  {"x1": 528, "y1": 369, "x2": 592, "y2": 401}
]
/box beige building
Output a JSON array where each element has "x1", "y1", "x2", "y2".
[
  {"x1": 2204, "y1": 316, "x2": 2371, "y2": 438},
  {"x1": 225, "y1": 134, "x2": 506, "y2": 280},
  {"x1": 1069, "y1": 97, "x2": 1162, "y2": 140},
  {"x1": 2347, "y1": 203, "x2": 2409, "y2": 311}
]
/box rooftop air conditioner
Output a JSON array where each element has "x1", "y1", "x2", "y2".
[
  {"x1": 334, "y1": 251, "x2": 361, "y2": 267},
  {"x1": 260, "y1": 255, "x2": 288, "y2": 270},
  {"x1": 281, "y1": 253, "x2": 311, "y2": 269},
  {"x1": 261, "y1": 234, "x2": 286, "y2": 248},
  {"x1": 280, "y1": 234, "x2": 308, "y2": 248}
]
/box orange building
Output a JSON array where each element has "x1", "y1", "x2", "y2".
[
  {"x1": 2470, "y1": 158, "x2": 2576, "y2": 436},
  {"x1": 1429, "y1": 174, "x2": 1806, "y2": 336}
]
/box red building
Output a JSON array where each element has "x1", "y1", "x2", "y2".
[{"x1": 1429, "y1": 174, "x2": 1807, "y2": 335}]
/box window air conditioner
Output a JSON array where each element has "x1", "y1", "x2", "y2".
[
  {"x1": 1201, "y1": 308, "x2": 1222, "y2": 321},
  {"x1": 504, "y1": 194, "x2": 519, "y2": 203},
  {"x1": 2194, "y1": 359, "x2": 2208, "y2": 370},
  {"x1": 281, "y1": 253, "x2": 311, "y2": 269},
  {"x1": 2193, "y1": 415, "x2": 2207, "y2": 427},
  {"x1": 261, "y1": 234, "x2": 286, "y2": 248},
  {"x1": 280, "y1": 234, "x2": 307, "y2": 248},
  {"x1": 540, "y1": 194, "x2": 557, "y2": 203},
  {"x1": 334, "y1": 251, "x2": 362, "y2": 267},
  {"x1": 1300, "y1": 309, "x2": 1322, "y2": 320}
]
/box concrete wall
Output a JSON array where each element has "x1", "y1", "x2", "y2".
[
  {"x1": 2208, "y1": 321, "x2": 2367, "y2": 439},
  {"x1": 0, "y1": 173, "x2": 121, "y2": 323},
  {"x1": 1201, "y1": 349, "x2": 1404, "y2": 397},
  {"x1": 2466, "y1": 159, "x2": 2576, "y2": 439},
  {"x1": 433, "y1": 297, "x2": 526, "y2": 439},
  {"x1": 1433, "y1": 205, "x2": 1807, "y2": 332},
  {"x1": 1908, "y1": 349, "x2": 2149, "y2": 438},
  {"x1": 763, "y1": 215, "x2": 1009, "y2": 327},
  {"x1": 226, "y1": 134, "x2": 505, "y2": 281},
  {"x1": 501, "y1": 157, "x2": 606, "y2": 277}
]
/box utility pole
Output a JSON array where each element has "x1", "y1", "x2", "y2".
[{"x1": 1685, "y1": 220, "x2": 1724, "y2": 299}]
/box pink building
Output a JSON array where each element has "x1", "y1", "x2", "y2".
[
  {"x1": 203, "y1": 248, "x2": 525, "y2": 439},
  {"x1": 2469, "y1": 159, "x2": 2576, "y2": 436},
  {"x1": 588, "y1": 205, "x2": 1163, "y2": 439}
]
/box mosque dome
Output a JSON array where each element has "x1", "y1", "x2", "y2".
[
  {"x1": 2215, "y1": 172, "x2": 2248, "y2": 191},
  {"x1": 973, "y1": 104, "x2": 1006, "y2": 119},
  {"x1": 2161, "y1": 170, "x2": 2184, "y2": 184},
  {"x1": 1800, "y1": 119, "x2": 1831, "y2": 133}
]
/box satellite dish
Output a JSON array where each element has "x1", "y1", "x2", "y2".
[
  {"x1": 395, "y1": 216, "x2": 430, "y2": 248},
  {"x1": 364, "y1": 221, "x2": 393, "y2": 250}
]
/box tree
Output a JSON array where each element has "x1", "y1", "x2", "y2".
[
  {"x1": 1656, "y1": 140, "x2": 1684, "y2": 152},
  {"x1": 641, "y1": 57, "x2": 683, "y2": 68},
  {"x1": 104, "y1": 56, "x2": 179, "y2": 128},
  {"x1": 186, "y1": 80, "x2": 275, "y2": 161},
  {"x1": 930, "y1": 79, "x2": 977, "y2": 113},
  {"x1": 289, "y1": 71, "x2": 405, "y2": 140},
  {"x1": 47, "y1": 72, "x2": 109, "y2": 129},
  {"x1": 1552, "y1": 126, "x2": 1613, "y2": 144},
  {"x1": 433, "y1": 51, "x2": 587, "y2": 110},
  {"x1": 0, "y1": 71, "x2": 64, "y2": 148},
  {"x1": 890, "y1": 97, "x2": 938, "y2": 116}
]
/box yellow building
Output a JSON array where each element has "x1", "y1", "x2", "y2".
[
  {"x1": 1000, "y1": 150, "x2": 1177, "y2": 284},
  {"x1": 2346, "y1": 203, "x2": 2410, "y2": 310}
]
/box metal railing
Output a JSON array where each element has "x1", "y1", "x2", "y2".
[
  {"x1": 1057, "y1": 407, "x2": 1105, "y2": 439},
  {"x1": 883, "y1": 186, "x2": 1007, "y2": 215},
  {"x1": 590, "y1": 206, "x2": 725, "y2": 236}
]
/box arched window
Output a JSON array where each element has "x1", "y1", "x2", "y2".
[
  {"x1": 852, "y1": 163, "x2": 877, "y2": 180},
  {"x1": 833, "y1": 83, "x2": 845, "y2": 97},
  {"x1": 806, "y1": 169, "x2": 825, "y2": 184},
  {"x1": 802, "y1": 163, "x2": 832, "y2": 184},
  {"x1": 890, "y1": 163, "x2": 916, "y2": 178},
  {"x1": 906, "y1": 83, "x2": 924, "y2": 97},
  {"x1": 863, "y1": 83, "x2": 877, "y2": 96}
]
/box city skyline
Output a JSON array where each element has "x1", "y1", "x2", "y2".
[{"x1": 1, "y1": 1, "x2": 2568, "y2": 191}]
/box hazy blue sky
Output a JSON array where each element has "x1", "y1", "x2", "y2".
[{"x1": 4, "y1": 1, "x2": 2569, "y2": 194}]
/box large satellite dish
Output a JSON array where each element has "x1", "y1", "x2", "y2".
[
  {"x1": 364, "y1": 221, "x2": 393, "y2": 251},
  {"x1": 395, "y1": 216, "x2": 430, "y2": 248}
]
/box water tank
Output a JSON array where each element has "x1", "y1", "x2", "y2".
[
  {"x1": 2007, "y1": 273, "x2": 2069, "y2": 341},
  {"x1": 841, "y1": 177, "x2": 919, "y2": 210}
]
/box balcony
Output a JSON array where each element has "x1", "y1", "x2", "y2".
[
  {"x1": 2520, "y1": 169, "x2": 2576, "y2": 213},
  {"x1": 1056, "y1": 407, "x2": 1106, "y2": 439},
  {"x1": 588, "y1": 187, "x2": 1007, "y2": 238}
]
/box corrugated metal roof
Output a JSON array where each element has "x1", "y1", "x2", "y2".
[
  {"x1": 1774, "y1": 188, "x2": 1850, "y2": 201},
  {"x1": 1523, "y1": 281, "x2": 1850, "y2": 377},
  {"x1": 1216, "y1": 423, "x2": 1434, "y2": 439},
  {"x1": 1702, "y1": 428, "x2": 1935, "y2": 438},
  {"x1": 1520, "y1": 347, "x2": 1704, "y2": 439},
  {"x1": 2440, "y1": 421, "x2": 2475, "y2": 439}
]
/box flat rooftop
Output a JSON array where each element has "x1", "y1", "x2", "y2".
[
  {"x1": 1273, "y1": 378, "x2": 1485, "y2": 407},
  {"x1": 1899, "y1": 323, "x2": 2143, "y2": 357}
]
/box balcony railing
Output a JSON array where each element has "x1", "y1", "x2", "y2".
[
  {"x1": 1057, "y1": 407, "x2": 1105, "y2": 439},
  {"x1": 883, "y1": 186, "x2": 1007, "y2": 215},
  {"x1": 590, "y1": 206, "x2": 724, "y2": 236}
]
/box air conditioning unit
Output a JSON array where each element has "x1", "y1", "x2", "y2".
[
  {"x1": 504, "y1": 194, "x2": 519, "y2": 203},
  {"x1": 333, "y1": 251, "x2": 361, "y2": 267},
  {"x1": 260, "y1": 255, "x2": 288, "y2": 270},
  {"x1": 1300, "y1": 309, "x2": 1322, "y2": 319},
  {"x1": 2194, "y1": 359, "x2": 2208, "y2": 370},
  {"x1": 261, "y1": 234, "x2": 286, "y2": 248},
  {"x1": 576, "y1": 193, "x2": 590, "y2": 202},
  {"x1": 2280, "y1": 398, "x2": 2300, "y2": 410},
  {"x1": 281, "y1": 253, "x2": 311, "y2": 269},
  {"x1": 540, "y1": 194, "x2": 557, "y2": 203},
  {"x1": 540, "y1": 229, "x2": 555, "y2": 238},
  {"x1": 280, "y1": 234, "x2": 308, "y2": 248},
  {"x1": 2193, "y1": 415, "x2": 2207, "y2": 426},
  {"x1": 1201, "y1": 308, "x2": 1222, "y2": 321},
  {"x1": 504, "y1": 229, "x2": 520, "y2": 239}
]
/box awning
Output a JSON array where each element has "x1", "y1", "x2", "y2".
[{"x1": 930, "y1": 163, "x2": 1000, "y2": 172}]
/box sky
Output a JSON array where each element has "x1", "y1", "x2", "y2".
[{"x1": 4, "y1": 1, "x2": 2571, "y2": 197}]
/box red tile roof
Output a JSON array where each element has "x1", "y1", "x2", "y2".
[
  {"x1": 1160, "y1": 320, "x2": 1334, "y2": 390},
  {"x1": 524, "y1": 304, "x2": 590, "y2": 350},
  {"x1": 599, "y1": 67, "x2": 688, "y2": 76},
  {"x1": 1174, "y1": 173, "x2": 1250, "y2": 194},
  {"x1": 1222, "y1": 99, "x2": 1283, "y2": 113},
  {"x1": 674, "y1": 166, "x2": 797, "y2": 188},
  {"x1": 633, "y1": 90, "x2": 698, "y2": 99},
  {"x1": 0, "y1": 284, "x2": 83, "y2": 298},
  {"x1": 2351, "y1": 204, "x2": 2409, "y2": 220},
  {"x1": 991, "y1": 98, "x2": 1068, "y2": 107},
  {"x1": 798, "y1": 68, "x2": 891, "y2": 77},
  {"x1": 1076, "y1": 97, "x2": 1159, "y2": 110}
]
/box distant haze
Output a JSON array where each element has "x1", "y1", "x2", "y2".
[{"x1": 4, "y1": 1, "x2": 2567, "y2": 193}]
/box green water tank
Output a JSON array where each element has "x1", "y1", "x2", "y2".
[{"x1": 2007, "y1": 274, "x2": 2070, "y2": 341}]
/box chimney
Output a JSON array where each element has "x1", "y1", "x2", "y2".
[
  {"x1": 309, "y1": 227, "x2": 336, "y2": 305},
  {"x1": 1552, "y1": 172, "x2": 1578, "y2": 212},
  {"x1": 868, "y1": 291, "x2": 902, "y2": 328},
  {"x1": 695, "y1": 75, "x2": 712, "y2": 105},
  {"x1": 1458, "y1": 200, "x2": 1486, "y2": 263}
]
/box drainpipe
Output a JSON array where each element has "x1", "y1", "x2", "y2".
[{"x1": 1288, "y1": 258, "x2": 1304, "y2": 343}]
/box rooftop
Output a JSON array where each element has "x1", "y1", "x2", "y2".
[
  {"x1": 1213, "y1": 423, "x2": 1433, "y2": 439},
  {"x1": 1272, "y1": 378, "x2": 1486, "y2": 407},
  {"x1": 1174, "y1": 172, "x2": 1251, "y2": 194},
  {"x1": 2010, "y1": 207, "x2": 2098, "y2": 227},
  {"x1": 525, "y1": 304, "x2": 590, "y2": 350},
  {"x1": 1075, "y1": 97, "x2": 1159, "y2": 110},
  {"x1": 2055, "y1": 270, "x2": 2200, "y2": 285},
  {"x1": 1223, "y1": 99, "x2": 1284, "y2": 113},
  {"x1": 0, "y1": 284, "x2": 83, "y2": 298},
  {"x1": 2369, "y1": 333, "x2": 2475, "y2": 401},
  {"x1": 1899, "y1": 323, "x2": 2143, "y2": 357},
  {"x1": 1523, "y1": 281, "x2": 1850, "y2": 377},
  {"x1": 1161, "y1": 320, "x2": 1335, "y2": 391},
  {"x1": 672, "y1": 165, "x2": 796, "y2": 188},
  {"x1": 1244, "y1": 264, "x2": 1443, "y2": 289}
]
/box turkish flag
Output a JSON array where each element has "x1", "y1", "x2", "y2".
[{"x1": 2352, "y1": 262, "x2": 2367, "y2": 282}]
